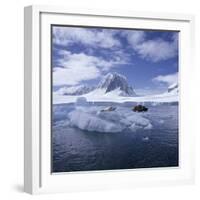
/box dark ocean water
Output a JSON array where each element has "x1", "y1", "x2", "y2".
[{"x1": 52, "y1": 104, "x2": 178, "y2": 173}]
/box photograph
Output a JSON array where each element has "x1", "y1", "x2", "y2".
[{"x1": 51, "y1": 25, "x2": 179, "y2": 173}]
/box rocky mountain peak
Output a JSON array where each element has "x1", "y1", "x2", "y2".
[{"x1": 98, "y1": 72, "x2": 136, "y2": 96}]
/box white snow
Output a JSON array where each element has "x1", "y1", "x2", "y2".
[
  {"x1": 167, "y1": 83, "x2": 178, "y2": 94},
  {"x1": 53, "y1": 72, "x2": 178, "y2": 104},
  {"x1": 53, "y1": 89, "x2": 178, "y2": 104},
  {"x1": 67, "y1": 106, "x2": 153, "y2": 133},
  {"x1": 56, "y1": 85, "x2": 94, "y2": 95}
]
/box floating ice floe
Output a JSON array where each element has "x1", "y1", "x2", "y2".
[
  {"x1": 142, "y1": 136, "x2": 149, "y2": 142},
  {"x1": 75, "y1": 97, "x2": 88, "y2": 106},
  {"x1": 68, "y1": 106, "x2": 153, "y2": 133},
  {"x1": 68, "y1": 109, "x2": 123, "y2": 133}
]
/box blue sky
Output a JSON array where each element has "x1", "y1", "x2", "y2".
[{"x1": 52, "y1": 26, "x2": 178, "y2": 95}]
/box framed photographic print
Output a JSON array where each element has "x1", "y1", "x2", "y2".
[{"x1": 24, "y1": 5, "x2": 195, "y2": 194}]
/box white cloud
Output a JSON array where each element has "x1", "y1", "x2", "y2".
[
  {"x1": 135, "y1": 37, "x2": 178, "y2": 62},
  {"x1": 124, "y1": 31, "x2": 178, "y2": 62},
  {"x1": 53, "y1": 50, "x2": 124, "y2": 86},
  {"x1": 53, "y1": 66, "x2": 100, "y2": 86},
  {"x1": 122, "y1": 30, "x2": 145, "y2": 46},
  {"x1": 53, "y1": 27, "x2": 121, "y2": 49},
  {"x1": 153, "y1": 72, "x2": 178, "y2": 86}
]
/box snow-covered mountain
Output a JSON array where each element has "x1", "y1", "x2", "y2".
[
  {"x1": 97, "y1": 72, "x2": 136, "y2": 96},
  {"x1": 57, "y1": 85, "x2": 94, "y2": 96},
  {"x1": 53, "y1": 73, "x2": 179, "y2": 104},
  {"x1": 167, "y1": 83, "x2": 178, "y2": 94},
  {"x1": 56, "y1": 72, "x2": 136, "y2": 97}
]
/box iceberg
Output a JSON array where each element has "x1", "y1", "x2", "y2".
[
  {"x1": 68, "y1": 109, "x2": 123, "y2": 133},
  {"x1": 75, "y1": 97, "x2": 88, "y2": 106},
  {"x1": 67, "y1": 106, "x2": 153, "y2": 133}
]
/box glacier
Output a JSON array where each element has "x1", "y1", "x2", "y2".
[{"x1": 53, "y1": 89, "x2": 178, "y2": 104}]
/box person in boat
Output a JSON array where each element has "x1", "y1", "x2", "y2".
[{"x1": 133, "y1": 105, "x2": 148, "y2": 112}]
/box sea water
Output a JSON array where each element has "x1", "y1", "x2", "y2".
[{"x1": 52, "y1": 103, "x2": 178, "y2": 172}]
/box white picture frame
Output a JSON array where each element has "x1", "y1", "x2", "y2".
[{"x1": 24, "y1": 5, "x2": 195, "y2": 194}]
